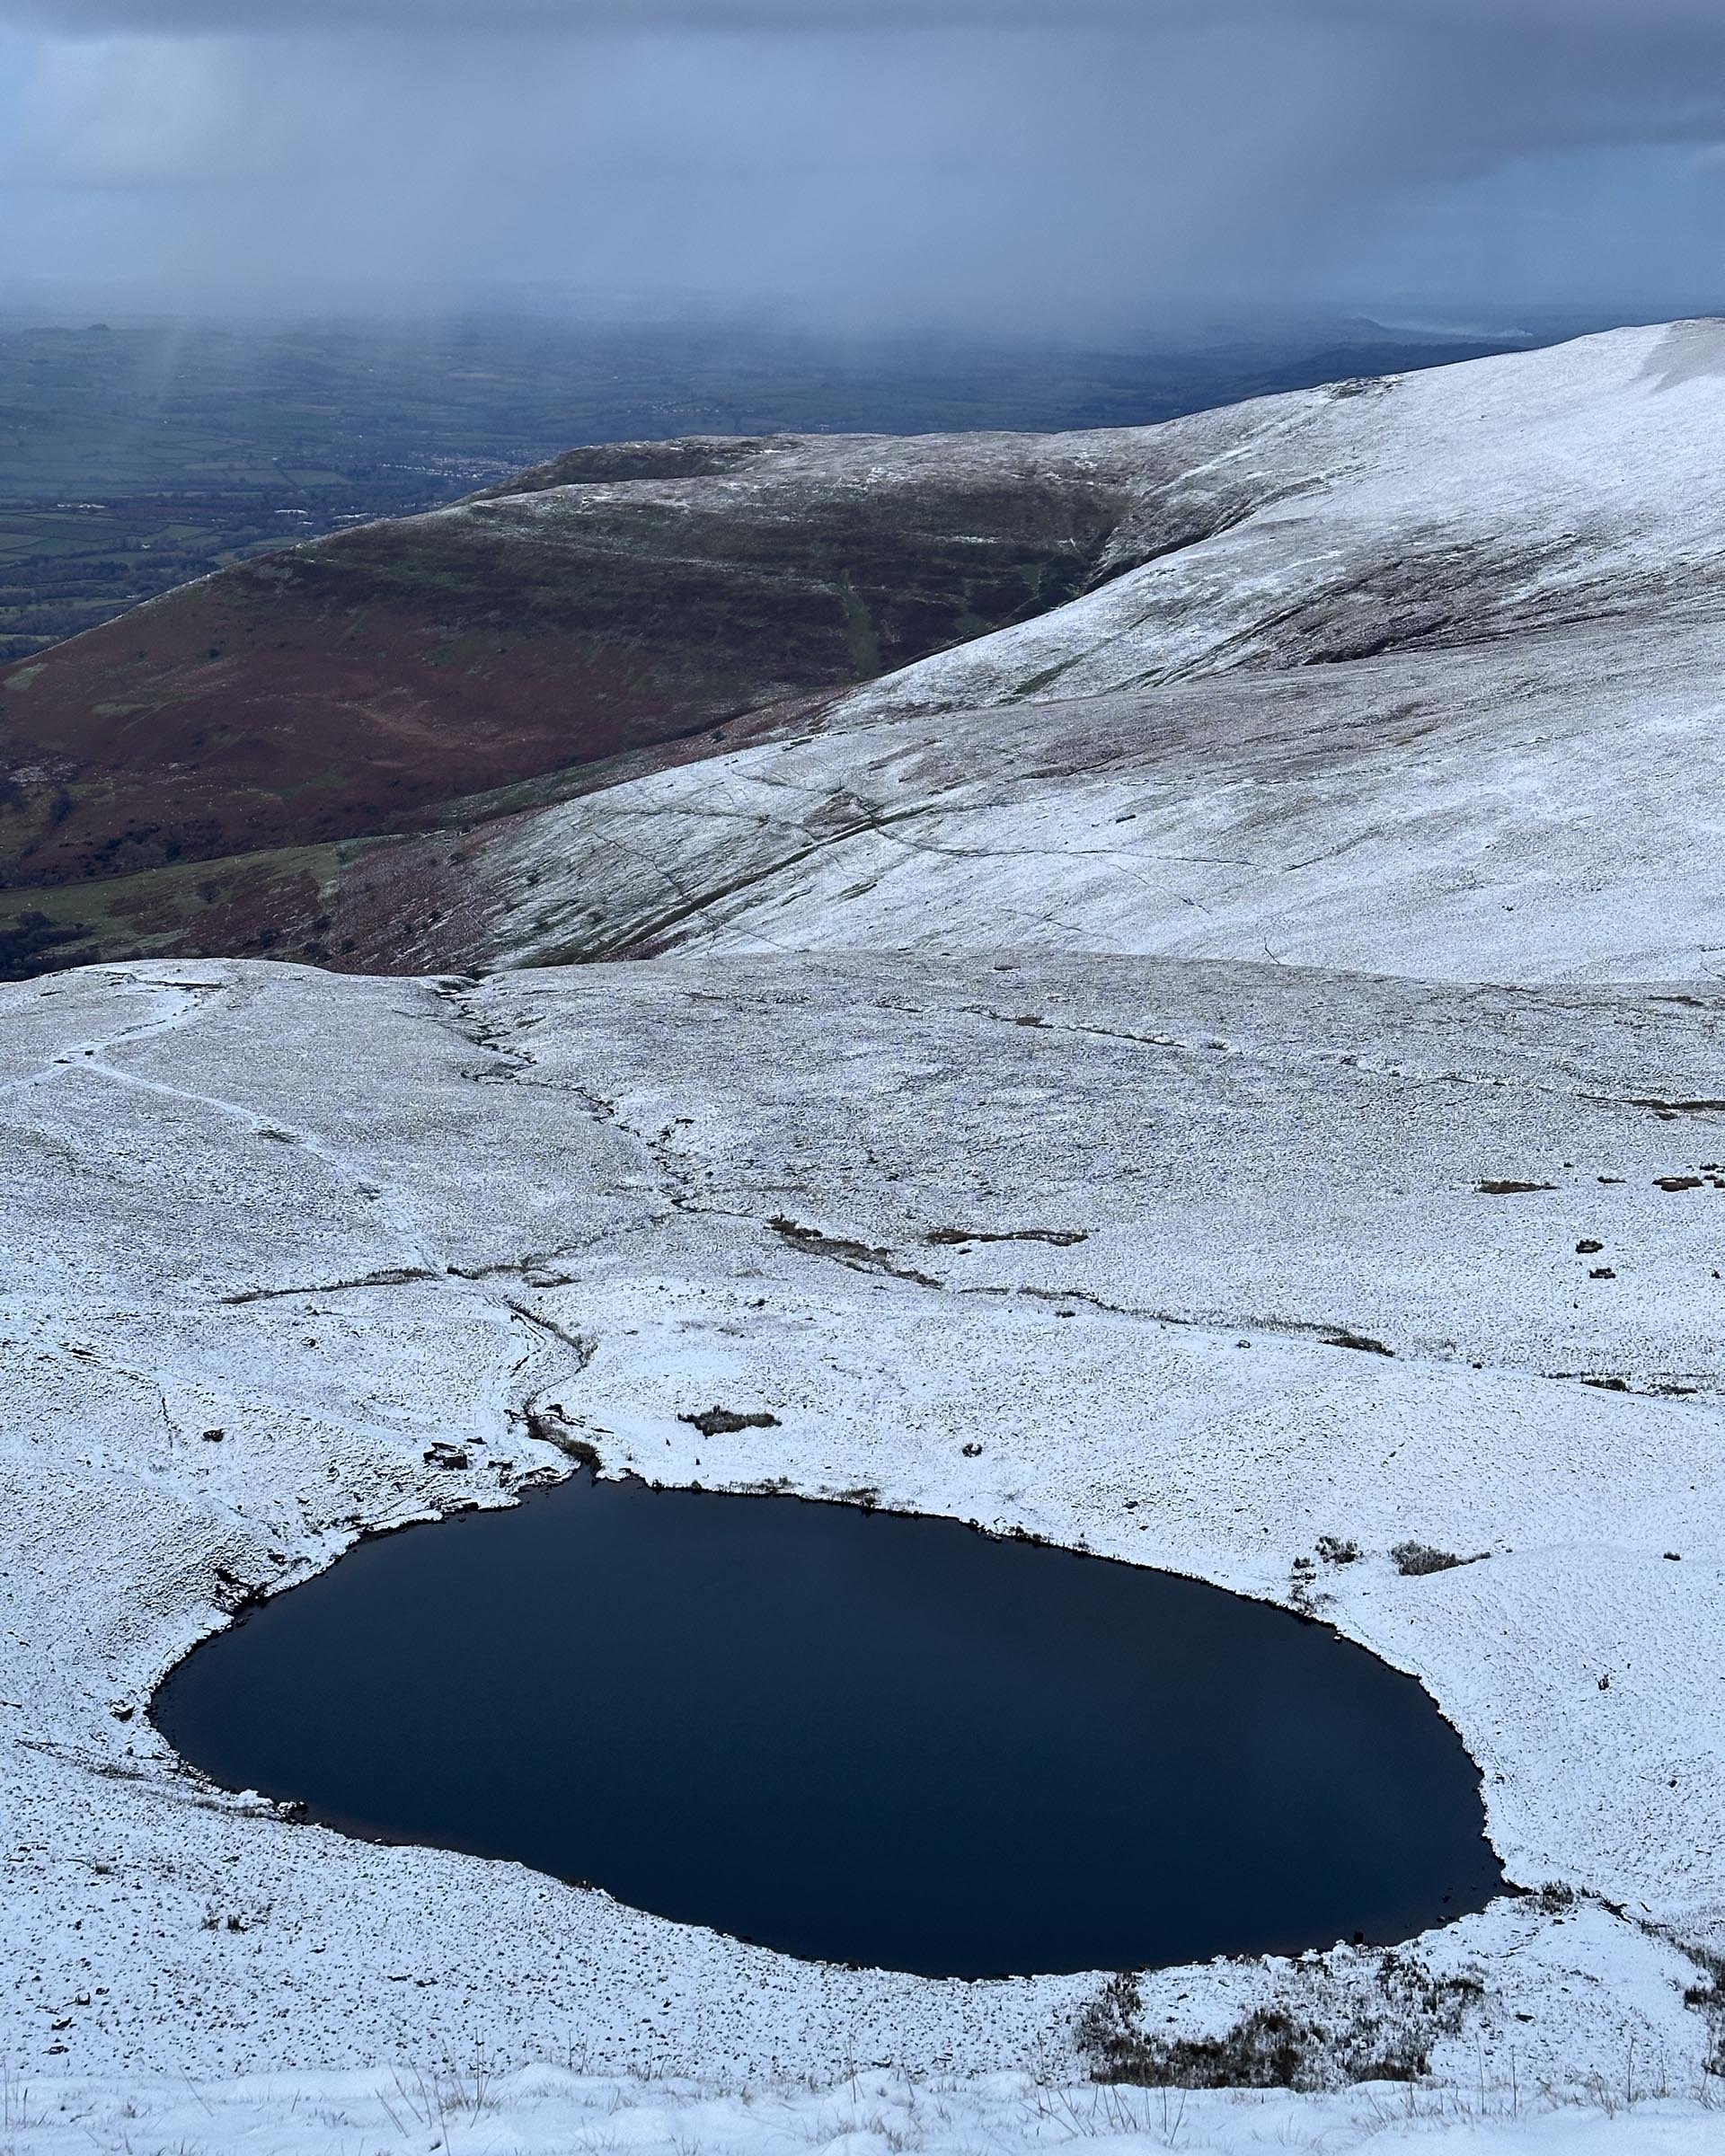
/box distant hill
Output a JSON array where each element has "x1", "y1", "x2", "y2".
[{"x1": 4, "y1": 318, "x2": 1724, "y2": 981}]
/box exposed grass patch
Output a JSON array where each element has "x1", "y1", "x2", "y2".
[
  {"x1": 925, "y1": 1225, "x2": 1089, "y2": 1248},
  {"x1": 679, "y1": 1407, "x2": 783, "y2": 1438},
  {"x1": 1076, "y1": 1957, "x2": 1485, "y2": 2092},
  {"x1": 1392, "y1": 1542, "x2": 1487, "y2": 1577}
]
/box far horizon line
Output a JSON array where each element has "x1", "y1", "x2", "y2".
[{"x1": 2, "y1": 282, "x2": 1721, "y2": 349}]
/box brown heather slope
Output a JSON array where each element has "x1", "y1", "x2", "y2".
[
  {"x1": 0, "y1": 702, "x2": 807, "y2": 980},
  {"x1": 0, "y1": 433, "x2": 1153, "y2": 897}
]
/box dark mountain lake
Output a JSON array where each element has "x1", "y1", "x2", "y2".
[{"x1": 151, "y1": 1473, "x2": 1505, "y2": 1978}]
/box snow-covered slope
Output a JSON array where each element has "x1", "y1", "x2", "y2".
[
  {"x1": 831, "y1": 318, "x2": 1725, "y2": 717},
  {"x1": 469, "y1": 614, "x2": 1725, "y2": 979},
  {"x1": 355, "y1": 320, "x2": 1725, "y2": 981},
  {"x1": 4, "y1": 2065, "x2": 1720, "y2": 2156},
  {"x1": 4, "y1": 958, "x2": 1722, "y2": 2099},
  {"x1": 11, "y1": 319, "x2": 1725, "y2": 982}
]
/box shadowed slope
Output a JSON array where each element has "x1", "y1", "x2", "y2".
[{"x1": 0, "y1": 432, "x2": 1165, "y2": 892}]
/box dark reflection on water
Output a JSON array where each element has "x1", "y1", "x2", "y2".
[{"x1": 152, "y1": 1473, "x2": 1504, "y2": 1977}]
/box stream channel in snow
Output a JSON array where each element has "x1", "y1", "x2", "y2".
[{"x1": 151, "y1": 1471, "x2": 1505, "y2": 1979}]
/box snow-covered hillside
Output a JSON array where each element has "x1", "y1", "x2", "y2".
[
  {"x1": 427, "y1": 321, "x2": 1725, "y2": 978},
  {"x1": 473, "y1": 614, "x2": 1725, "y2": 978},
  {"x1": 831, "y1": 318, "x2": 1725, "y2": 713},
  {"x1": 8, "y1": 318, "x2": 1725, "y2": 980},
  {"x1": 3, "y1": 958, "x2": 1722, "y2": 2107},
  {"x1": 5, "y1": 326, "x2": 1725, "y2": 2151}
]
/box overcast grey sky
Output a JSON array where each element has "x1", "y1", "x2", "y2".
[{"x1": 2, "y1": 0, "x2": 1723, "y2": 328}]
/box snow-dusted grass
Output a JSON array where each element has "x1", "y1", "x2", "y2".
[
  {"x1": 832, "y1": 320, "x2": 1725, "y2": 716},
  {"x1": 1, "y1": 2063, "x2": 1721, "y2": 2156},
  {"x1": 3, "y1": 956, "x2": 1722, "y2": 2108},
  {"x1": 474, "y1": 613, "x2": 1725, "y2": 978}
]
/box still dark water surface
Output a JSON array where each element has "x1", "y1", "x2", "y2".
[{"x1": 152, "y1": 1475, "x2": 1504, "y2": 1977}]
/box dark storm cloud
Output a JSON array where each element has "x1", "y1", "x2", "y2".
[
  {"x1": 0, "y1": 0, "x2": 1704, "y2": 29},
  {"x1": 4, "y1": 0, "x2": 1725, "y2": 322},
  {"x1": 2, "y1": 0, "x2": 1723, "y2": 35},
  {"x1": 10, "y1": 0, "x2": 1725, "y2": 169}
]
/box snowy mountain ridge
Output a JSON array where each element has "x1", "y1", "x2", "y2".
[
  {"x1": 445, "y1": 319, "x2": 1725, "y2": 981},
  {"x1": 832, "y1": 317, "x2": 1725, "y2": 713}
]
